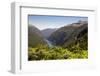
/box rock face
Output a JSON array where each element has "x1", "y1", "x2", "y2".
[
  {"x1": 28, "y1": 25, "x2": 47, "y2": 47},
  {"x1": 48, "y1": 21, "x2": 88, "y2": 50}
]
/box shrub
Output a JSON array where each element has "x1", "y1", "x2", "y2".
[{"x1": 28, "y1": 46, "x2": 88, "y2": 60}]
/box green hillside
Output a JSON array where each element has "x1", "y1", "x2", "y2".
[
  {"x1": 48, "y1": 21, "x2": 88, "y2": 52},
  {"x1": 28, "y1": 25, "x2": 47, "y2": 47}
]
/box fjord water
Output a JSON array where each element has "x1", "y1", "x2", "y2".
[{"x1": 44, "y1": 39, "x2": 53, "y2": 47}]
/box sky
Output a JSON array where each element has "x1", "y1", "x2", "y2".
[{"x1": 28, "y1": 15, "x2": 88, "y2": 30}]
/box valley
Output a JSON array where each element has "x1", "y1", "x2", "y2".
[{"x1": 28, "y1": 20, "x2": 88, "y2": 60}]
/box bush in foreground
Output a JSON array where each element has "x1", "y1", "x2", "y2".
[{"x1": 28, "y1": 45, "x2": 88, "y2": 61}]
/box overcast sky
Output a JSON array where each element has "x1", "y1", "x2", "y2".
[{"x1": 28, "y1": 15, "x2": 88, "y2": 30}]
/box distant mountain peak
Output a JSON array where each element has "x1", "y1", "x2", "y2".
[
  {"x1": 64, "y1": 20, "x2": 88, "y2": 28},
  {"x1": 41, "y1": 28, "x2": 57, "y2": 38}
]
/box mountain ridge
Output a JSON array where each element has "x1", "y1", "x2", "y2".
[
  {"x1": 28, "y1": 25, "x2": 47, "y2": 47},
  {"x1": 48, "y1": 21, "x2": 88, "y2": 51}
]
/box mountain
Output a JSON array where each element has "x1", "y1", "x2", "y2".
[
  {"x1": 28, "y1": 25, "x2": 47, "y2": 47},
  {"x1": 48, "y1": 21, "x2": 88, "y2": 50},
  {"x1": 41, "y1": 28, "x2": 57, "y2": 38},
  {"x1": 63, "y1": 21, "x2": 88, "y2": 50}
]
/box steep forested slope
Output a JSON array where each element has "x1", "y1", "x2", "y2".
[
  {"x1": 28, "y1": 25, "x2": 47, "y2": 47},
  {"x1": 48, "y1": 21, "x2": 88, "y2": 51}
]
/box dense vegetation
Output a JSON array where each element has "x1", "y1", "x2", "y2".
[{"x1": 28, "y1": 45, "x2": 88, "y2": 60}]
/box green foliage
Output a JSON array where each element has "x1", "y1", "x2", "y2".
[
  {"x1": 64, "y1": 31, "x2": 88, "y2": 53},
  {"x1": 28, "y1": 45, "x2": 88, "y2": 61}
]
